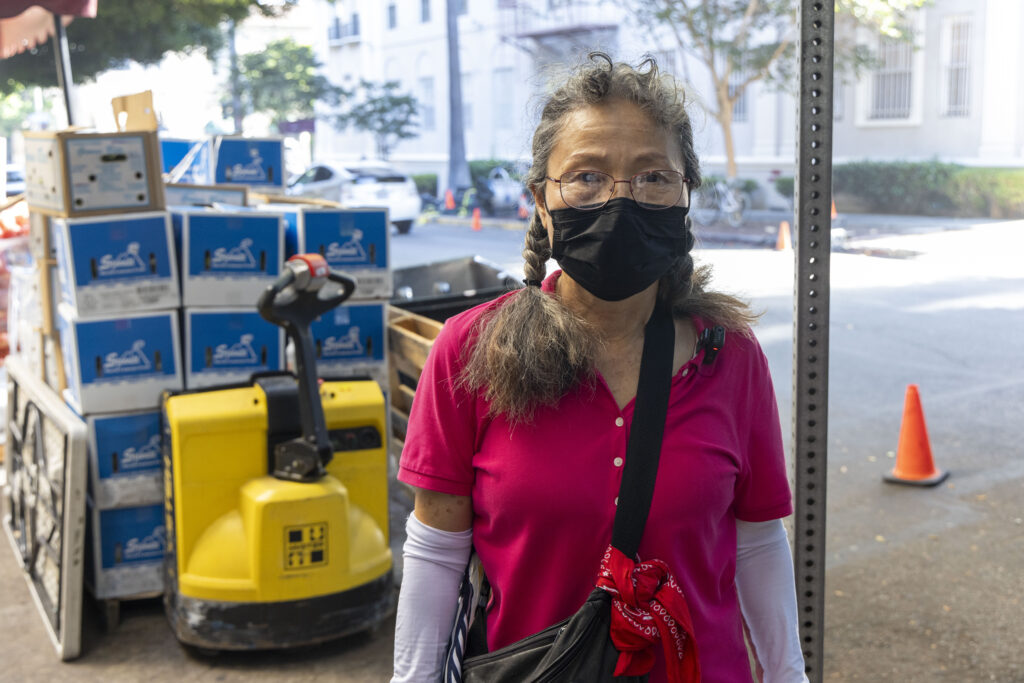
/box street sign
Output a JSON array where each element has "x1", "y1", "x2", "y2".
[{"x1": 793, "y1": 2, "x2": 835, "y2": 681}]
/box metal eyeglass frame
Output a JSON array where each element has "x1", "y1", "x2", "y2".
[{"x1": 545, "y1": 169, "x2": 691, "y2": 210}]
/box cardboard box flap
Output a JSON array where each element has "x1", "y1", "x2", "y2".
[{"x1": 112, "y1": 91, "x2": 159, "y2": 132}]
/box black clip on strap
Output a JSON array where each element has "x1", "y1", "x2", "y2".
[
  {"x1": 610, "y1": 304, "x2": 675, "y2": 559},
  {"x1": 698, "y1": 325, "x2": 726, "y2": 366}
]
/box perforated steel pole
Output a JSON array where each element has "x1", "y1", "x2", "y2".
[{"x1": 793, "y1": 1, "x2": 834, "y2": 681}]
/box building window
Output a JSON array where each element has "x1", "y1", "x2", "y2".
[
  {"x1": 421, "y1": 0, "x2": 430, "y2": 23},
  {"x1": 328, "y1": 12, "x2": 360, "y2": 41},
  {"x1": 387, "y1": 2, "x2": 397, "y2": 29},
  {"x1": 418, "y1": 76, "x2": 435, "y2": 131},
  {"x1": 493, "y1": 67, "x2": 514, "y2": 129},
  {"x1": 869, "y1": 38, "x2": 913, "y2": 119},
  {"x1": 729, "y1": 71, "x2": 748, "y2": 123},
  {"x1": 942, "y1": 17, "x2": 971, "y2": 117}
]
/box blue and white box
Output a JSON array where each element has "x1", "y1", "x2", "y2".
[
  {"x1": 165, "y1": 183, "x2": 248, "y2": 208},
  {"x1": 310, "y1": 301, "x2": 387, "y2": 386},
  {"x1": 86, "y1": 410, "x2": 164, "y2": 509},
  {"x1": 52, "y1": 212, "x2": 180, "y2": 318},
  {"x1": 85, "y1": 500, "x2": 165, "y2": 599},
  {"x1": 160, "y1": 137, "x2": 212, "y2": 184},
  {"x1": 281, "y1": 207, "x2": 391, "y2": 300},
  {"x1": 184, "y1": 308, "x2": 285, "y2": 389},
  {"x1": 171, "y1": 209, "x2": 285, "y2": 307},
  {"x1": 213, "y1": 136, "x2": 284, "y2": 188},
  {"x1": 57, "y1": 304, "x2": 183, "y2": 414}
]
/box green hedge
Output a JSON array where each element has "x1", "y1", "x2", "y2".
[
  {"x1": 774, "y1": 162, "x2": 1024, "y2": 218},
  {"x1": 411, "y1": 173, "x2": 437, "y2": 196},
  {"x1": 774, "y1": 176, "x2": 794, "y2": 199},
  {"x1": 949, "y1": 167, "x2": 1024, "y2": 219}
]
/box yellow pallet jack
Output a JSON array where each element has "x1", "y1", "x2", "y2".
[{"x1": 162, "y1": 254, "x2": 393, "y2": 649}]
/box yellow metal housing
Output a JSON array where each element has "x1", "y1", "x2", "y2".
[{"x1": 163, "y1": 379, "x2": 391, "y2": 604}]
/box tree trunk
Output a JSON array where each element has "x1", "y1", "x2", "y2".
[
  {"x1": 228, "y1": 20, "x2": 244, "y2": 135},
  {"x1": 716, "y1": 80, "x2": 738, "y2": 179},
  {"x1": 446, "y1": 0, "x2": 471, "y2": 192}
]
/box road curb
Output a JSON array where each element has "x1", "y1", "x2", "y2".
[
  {"x1": 422, "y1": 215, "x2": 527, "y2": 231},
  {"x1": 423, "y1": 215, "x2": 778, "y2": 247}
]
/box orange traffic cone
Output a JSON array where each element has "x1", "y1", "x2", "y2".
[
  {"x1": 471, "y1": 207, "x2": 482, "y2": 232},
  {"x1": 775, "y1": 220, "x2": 792, "y2": 251},
  {"x1": 444, "y1": 189, "x2": 456, "y2": 211},
  {"x1": 831, "y1": 200, "x2": 838, "y2": 220},
  {"x1": 884, "y1": 384, "x2": 949, "y2": 486}
]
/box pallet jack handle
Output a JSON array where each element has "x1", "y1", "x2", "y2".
[{"x1": 257, "y1": 254, "x2": 356, "y2": 481}]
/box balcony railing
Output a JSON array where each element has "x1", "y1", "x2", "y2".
[
  {"x1": 328, "y1": 15, "x2": 360, "y2": 43},
  {"x1": 501, "y1": 0, "x2": 620, "y2": 40}
]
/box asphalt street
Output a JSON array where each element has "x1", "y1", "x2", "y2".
[{"x1": 2, "y1": 213, "x2": 1022, "y2": 681}]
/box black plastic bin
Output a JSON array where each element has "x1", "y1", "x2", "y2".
[{"x1": 391, "y1": 256, "x2": 522, "y2": 322}]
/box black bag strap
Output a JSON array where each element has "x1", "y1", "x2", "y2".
[
  {"x1": 464, "y1": 304, "x2": 676, "y2": 657},
  {"x1": 609, "y1": 303, "x2": 675, "y2": 559}
]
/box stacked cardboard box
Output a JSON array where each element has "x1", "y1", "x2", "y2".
[
  {"x1": 20, "y1": 128, "x2": 175, "y2": 601},
  {"x1": 161, "y1": 135, "x2": 285, "y2": 192},
  {"x1": 169, "y1": 208, "x2": 286, "y2": 387},
  {"x1": 258, "y1": 204, "x2": 391, "y2": 389}
]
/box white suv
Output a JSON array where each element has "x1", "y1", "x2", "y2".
[{"x1": 287, "y1": 161, "x2": 422, "y2": 234}]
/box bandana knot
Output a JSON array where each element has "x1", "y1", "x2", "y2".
[{"x1": 595, "y1": 545, "x2": 701, "y2": 682}]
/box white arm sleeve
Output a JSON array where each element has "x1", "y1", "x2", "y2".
[
  {"x1": 735, "y1": 518, "x2": 809, "y2": 683},
  {"x1": 390, "y1": 513, "x2": 473, "y2": 683}
]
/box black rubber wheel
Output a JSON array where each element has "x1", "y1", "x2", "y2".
[{"x1": 394, "y1": 220, "x2": 413, "y2": 235}]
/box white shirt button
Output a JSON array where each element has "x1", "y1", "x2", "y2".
[
  {"x1": 614, "y1": 496, "x2": 619, "y2": 506},
  {"x1": 613, "y1": 457, "x2": 623, "y2": 467},
  {"x1": 682, "y1": 368, "x2": 690, "y2": 377},
  {"x1": 614, "y1": 417, "x2": 624, "y2": 427}
]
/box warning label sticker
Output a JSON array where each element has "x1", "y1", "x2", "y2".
[{"x1": 283, "y1": 522, "x2": 328, "y2": 571}]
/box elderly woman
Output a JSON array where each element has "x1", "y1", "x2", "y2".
[{"x1": 392, "y1": 53, "x2": 807, "y2": 682}]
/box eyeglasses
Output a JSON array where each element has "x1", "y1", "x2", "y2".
[{"x1": 546, "y1": 169, "x2": 690, "y2": 211}]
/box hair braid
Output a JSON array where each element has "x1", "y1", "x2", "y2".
[{"x1": 522, "y1": 211, "x2": 551, "y2": 284}]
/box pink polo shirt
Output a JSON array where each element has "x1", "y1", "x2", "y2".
[{"x1": 398, "y1": 272, "x2": 793, "y2": 683}]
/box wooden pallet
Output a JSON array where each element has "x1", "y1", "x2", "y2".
[{"x1": 386, "y1": 306, "x2": 443, "y2": 479}]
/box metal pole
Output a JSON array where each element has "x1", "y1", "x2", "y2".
[
  {"x1": 793, "y1": 1, "x2": 834, "y2": 681},
  {"x1": 445, "y1": 0, "x2": 471, "y2": 192},
  {"x1": 51, "y1": 12, "x2": 75, "y2": 126}
]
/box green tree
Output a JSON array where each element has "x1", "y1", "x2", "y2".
[
  {"x1": 1, "y1": 0, "x2": 299, "y2": 90},
  {"x1": 1, "y1": 86, "x2": 36, "y2": 143},
  {"x1": 333, "y1": 80, "x2": 419, "y2": 160},
  {"x1": 226, "y1": 38, "x2": 343, "y2": 133},
  {"x1": 630, "y1": 0, "x2": 929, "y2": 178}
]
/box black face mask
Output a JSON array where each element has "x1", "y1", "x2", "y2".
[{"x1": 549, "y1": 197, "x2": 690, "y2": 302}]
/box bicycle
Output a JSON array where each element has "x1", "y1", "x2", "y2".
[{"x1": 690, "y1": 179, "x2": 746, "y2": 228}]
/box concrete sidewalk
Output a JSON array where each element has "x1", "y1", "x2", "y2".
[{"x1": 0, "y1": 473, "x2": 405, "y2": 682}]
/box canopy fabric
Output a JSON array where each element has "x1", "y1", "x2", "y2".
[
  {"x1": 0, "y1": 0, "x2": 96, "y2": 59},
  {"x1": 0, "y1": 1, "x2": 97, "y2": 20}
]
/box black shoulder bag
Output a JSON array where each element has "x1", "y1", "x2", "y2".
[{"x1": 454, "y1": 304, "x2": 688, "y2": 683}]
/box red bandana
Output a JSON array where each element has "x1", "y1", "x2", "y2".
[{"x1": 596, "y1": 545, "x2": 701, "y2": 682}]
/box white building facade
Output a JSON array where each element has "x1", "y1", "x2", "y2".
[{"x1": 311, "y1": 0, "x2": 1024, "y2": 194}]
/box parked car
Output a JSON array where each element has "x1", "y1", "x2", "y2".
[
  {"x1": 287, "y1": 161, "x2": 422, "y2": 234},
  {"x1": 482, "y1": 165, "x2": 526, "y2": 215},
  {"x1": 4, "y1": 165, "x2": 26, "y2": 198}
]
